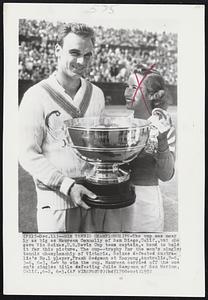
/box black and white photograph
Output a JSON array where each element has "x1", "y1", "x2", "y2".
[
  {"x1": 3, "y1": 3, "x2": 204, "y2": 296},
  {"x1": 18, "y1": 7, "x2": 177, "y2": 233}
]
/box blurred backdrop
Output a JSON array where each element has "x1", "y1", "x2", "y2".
[{"x1": 18, "y1": 19, "x2": 177, "y2": 106}]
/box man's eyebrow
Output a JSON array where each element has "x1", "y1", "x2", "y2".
[
  {"x1": 69, "y1": 49, "x2": 81, "y2": 53},
  {"x1": 84, "y1": 51, "x2": 93, "y2": 56},
  {"x1": 68, "y1": 49, "x2": 93, "y2": 56}
]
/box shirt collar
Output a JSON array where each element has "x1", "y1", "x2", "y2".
[
  {"x1": 48, "y1": 72, "x2": 84, "y2": 98},
  {"x1": 47, "y1": 72, "x2": 87, "y2": 108}
]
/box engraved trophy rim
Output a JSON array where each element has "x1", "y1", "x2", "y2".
[{"x1": 64, "y1": 116, "x2": 149, "y2": 131}]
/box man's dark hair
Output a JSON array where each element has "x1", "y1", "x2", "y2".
[
  {"x1": 57, "y1": 23, "x2": 95, "y2": 47},
  {"x1": 134, "y1": 64, "x2": 167, "y2": 110}
]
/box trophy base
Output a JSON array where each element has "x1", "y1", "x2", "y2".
[{"x1": 77, "y1": 178, "x2": 136, "y2": 209}]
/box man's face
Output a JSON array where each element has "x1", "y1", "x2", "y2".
[
  {"x1": 55, "y1": 32, "x2": 94, "y2": 78},
  {"x1": 124, "y1": 73, "x2": 152, "y2": 119},
  {"x1": 124, "y1": 73, "x2": 144, "y2": 109}
]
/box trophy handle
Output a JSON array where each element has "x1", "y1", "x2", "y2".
[
  {"x1": 152, "y1": 108, "x2": 168, "y2": 120},
  {"x1": 145, "y1": 108, "x2": 170, "y2": 154}
]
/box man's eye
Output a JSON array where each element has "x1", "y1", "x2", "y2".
[
  {"x1": 70, "y1": 52, "x2": 79, "y2": 56},
  {"x1": 125, "y1": 84, "x2": 137, "y2": 90},
  {"x1": 84, "y1": 53, "x2": 92, "y2": 59}
]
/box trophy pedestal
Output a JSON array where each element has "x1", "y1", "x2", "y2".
[{"x1": 77, "y1": 178, "x2": 136, "y2": 209}]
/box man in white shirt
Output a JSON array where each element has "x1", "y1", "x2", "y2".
[{"x1": 19, "y1": 23, "x2": 105, "y2": 232}]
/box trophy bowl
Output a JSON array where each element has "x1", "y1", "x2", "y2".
[{"x1": 64, "y1": 116, "x2": 149, "y2": 208}]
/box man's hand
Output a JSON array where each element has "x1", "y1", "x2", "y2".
[
  {"x1": 148, "y1": 108, "x2": 172, "y2": 139},
  {"x1": 69, "y1": 183, "x2": 97, "y2": 209}
]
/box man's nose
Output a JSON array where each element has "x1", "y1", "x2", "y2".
[
  {"x1": 124, "y1": 87, "x2": 132, "y2": 98},
  {"x1": 77, "y1": 56, "x2": 84, "y2": 65}
]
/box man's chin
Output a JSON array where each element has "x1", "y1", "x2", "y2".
[
  {"x1": 126, "y1": 102, "x2": 134, "y2": 110},
  {"x1": 70, "y1": 72, "x2": 82, "y2": 78},
  {"x1": 67, "y1": 70, "x2": 84, "y2": 78}
]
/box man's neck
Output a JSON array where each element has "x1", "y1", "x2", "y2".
[
  {"x1": 134, "y1": 109, "x2": 151, "y2": 120},
  {"x1": 55, "y1": 72, "x2": 81, "y2": 99},
  {"x1": 134, "y1": 100, "x2": 152, "y2": 120}
]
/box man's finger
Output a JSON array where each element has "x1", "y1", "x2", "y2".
[
  {"x1": 76, "y1": 196, "x2": 91, "y2": 210},
  {"x1": 79, "y1": 199, "x2": 91, "y2": 210},
  {"x1": 81, "y1": 186, "x2": 97, "y2": 199}
]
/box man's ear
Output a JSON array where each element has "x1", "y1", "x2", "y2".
[
  {"x1": 150, "y1": 90, "x2": 165, "y2": 101},
  {"x1": 55, "y1": 44, "x2": 62, "y2": 58}
]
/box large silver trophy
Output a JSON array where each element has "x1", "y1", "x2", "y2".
[{"x1": 64, "y1": 113, "x2": 150, "y2": 209}]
